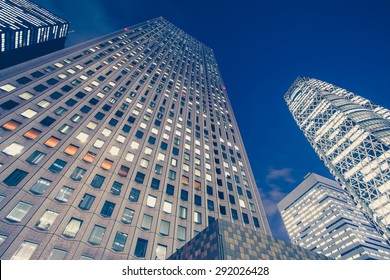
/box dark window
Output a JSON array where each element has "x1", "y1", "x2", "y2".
[
  {"x1": 49, "y1": 159, "x2": 67, "y2": 173},
  {"x1": 237, "y1": 186, "x2": 243, "y2": 195},
  {"x1": 122, "y1": 124, "x2": 131, "y2": 133},
  {"x1": 166, "y1": 184, "x2": 174, "y2": 196},
  {"x1": 227, "y1": 182, "x2": 233, "y2": 191},
  {"x1": 112, "y1": 232, "x2": 127, "y2": 252},
  {"x1": 220, "y1": 205, "x2": 227, "y2": 215},
  {"x1": 160, "y1": 142, "x2": 167, "y2": 150},
  {"x1": 127, "y1": 116, "x2": 136, "y2": 123},
  {"x1": 17, "y1": 77, "x2": 32, "y2": 84},
  {"x1": 33, "y1": 84, "x2": 48, "y2": 92},
  {"x1": 154, "y1": 119, "x2": 161, "y2": 126},
  {"x1": 3, "y1": 169, "x2": 28, "y2": 186},
  {"x1": 100, "y1": 201, "x2": 115, "y2": 217},
  {"x1": 89, "y1": 98, "x2": 99, "y2": 105},
  {"x1": 70, "y1": 167, "x2": 86, "y2": 181},
  {"x1": 79, "y1": 194, "x2": 95, "y2": 210},
  {"x1": 115, "y1": 110, "x2": 123, "y2": 117},
  {"x1": 135, "y1": 130, "x2": 144, "y2": 139},
  {"x1": 46, "y1": 78, "x2": 59, "y2": 85},
  {"x1": 110, "y1": 181, "x2": 122, "y2": 195},
  {"x1": 242, "y1": 213, "x2": 249, "y2": 224},
  {"x1": 218, "y1": 191, "x2": 224, "y2": 200},
  {"x1": 65, "y1": 99, "x2": 77, "y2": 107},
  {"x1": 148, "y1": 136, "x2": 156, "y2": 145},
  {"x1": 0, "y1": 100, "x2": 19, "y2": 110},
  {"x1": 172, "y1": 147, "x2": 179, "y2": 156},
  {"x1": 102, "y1": 104, "x2": 111, "y2": 111},
  {"x1": 118, "y1": 165, "x2": 129, "y2": 177},
  {"x1": 31, "y1": 71, "x2": 44, "y2": 78},
  {"x1": 108, "y1": 118, "x2": 118, "y2": 126},
  {"x1": 95, "y1": 112, "x2": 105, "y2": 120},
  {"x1": 40, "y1": 116, "x2": 56, "y2": 127},
  {"x1": 91, "y1": 174, "x2": 105, "y2": 189},
  {"x1": 229, "y1": 195, "x2": 236, "y2": 204},
  {"x1": 61, "y1": 85, "x2": 72, "y2": 92},
  {"x1": 253, "y1": 217, "x2": 260, "y2": 228},
  {"x1": 180, "y1": 189, "x2": 188, "y2": 201},
  {"x1": 194, "y1": 195, "x2": 202, "y2": 206},
  {"x1": 134, "y1": 238, "x2": 148, "y2": 258},
  {"x1": 231, "y1": 209, "x2": 238, "y2": 220},
  {"x1": 150, "y1": 178, "x2": 160, "y2": 190},
  {"x1": 129, "y1": 188, "x2": 140, "y2": 202},
  {"x1": 246, "y1": 190, "x2": 253, "y2": 199},
  {"x1": 207, "y1": 185, "x2": 213, "y2": 195},
  {"x1": 80, "y1": 105, "x2": 91, "y2": 113},
  {"x1": 207, "y1": 200, "x2": 215, "y2": 211},
  {"x1": 75, "y1": 92, "x2": 86, "y2": 99},
  {"x1": 50, "y1": 92, "x2": 63, "y2": 99},
  {"x1": 135, "y1": 172, "x2": 145, "y2": 184},
  {"x1": 26, "y1": 150, "x2": 46, "y2": 165}
]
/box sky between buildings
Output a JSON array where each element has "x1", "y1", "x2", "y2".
[{"x1": 32, "y1": 0, "x2": 390, "y2": 240}]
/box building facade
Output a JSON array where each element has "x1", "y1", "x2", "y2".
[
  {"x1": 168, "y1": 218, "x2": 330, "y2": 260},
  {"x1": 0, "y1": 18, "x2": 270, "y2": 260},
  {"x1": 278, "y1": 173, "x2": 390, "y2": 260},
  {"x1": 0, "y1": 0, "x2": 69, "y2": 69},
  {"x1": 284, "y1": 77, "x2": 390, "y2": 240}
]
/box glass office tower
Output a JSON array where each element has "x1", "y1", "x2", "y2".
[
  {"x1": 285, "y1": 77, "x2": 390, "y2": 240},
  {"x1": 0, "y1": 18, "x2": 270, "y2": 260},
  {"x1": 278, "y1": 173, "x2": 390, "y2": 259},
  {"x1": 0, "y1": 0, "x2": 69, "y2": 69}
]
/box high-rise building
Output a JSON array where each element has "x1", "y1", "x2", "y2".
[
  {"x1": 278, "y1": 173, "x2": 390, "y2": 260},
  {"x1": 0, "y1": 0, "x2": 69, "y2": 69},
  {"x1": 284, "y1": 77, "x2": 390, "y2": 240},
  {"x1": 0, "y1": 17, "x2": 270, "y2": 260}
]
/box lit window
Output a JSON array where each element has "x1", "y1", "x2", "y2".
[
  {"x1": 194, "y1": 211, "x2": 202, "y2": 224},
  {"x1": 181, "y1": 175, "x2": 189, "y2": 185},
  {"x1": 179, "y1": 206, "x2": 187, "y2": 219},
  {"x1": 109, "y1": 146, "x2": 120, "y2": 156},
  {"x1": 145, "y1": 147, "x2": 153, "y2": 155},
  {"x1": 183, "y1": 163, "x2": 190, "y2": 172},
  {"x1": 125, "y1": 152, "x2": 135, "y2": 162},
  {"x1": 118, "y1": 165, "x2": 129, "y2": 177},
  {"x1": 101, "y1": 159, "x2": 113, "y2": 170},
  {"x1": 44, "y1": 136, "x2": 60, "y2": 148},
  {"x1": 121, "y1": 208, "x2": 134, "y2": 224},
  {"x1": 163, "y1": 201, "x2": 172, "y2": 213},
  {"x1": 30, "y1": 178, "x2": 51, "y2": 194},
  {"x1": 2, "y1": 143, "x2": 24, "y2": 156},
  {"x1": 140, "y1": 158, "x2": 149, "y2": 168},
  {"x1": 18, "y1": 92, "x2": 34, "y2": 100},
  {"x1": 63, "y1": 218, "x2": 83, "y2": 238},
  {"x1": 55, "y1": 186, "x2": 74, "y2": 203},
  {"x1": 86, "y1": 121, "x2": 97, "y2": 130},
  {"x1": 83, "y1": 151, "x2": 96, "y2": 163},
  {"x1": 64, "y1": 144, "x2": 79, "y2": 156},
  {"x1": 6, "y1": 201, "x2": 33, "y2": 222},
  {"x1": 11, "y1": 242, "x2": 37, "y2": 260},
  {"x1": 2, "y1": 119, "x2": 21, "y2": 131},
  {"x1": 35, "y1": 210, "x2": 58, "y2": 230},
  {"x1": 21, "y1": 109, "x2": 38, "y2": 119},
  {"x1": 37, "y1": 99, "x2": 51, "y2": 108},
  {"x1": 70, "y1": 167, "x2": 87, "y2": 181},
  {"x1": 76, "y1": 132, "x2": 89, "y2": 143},
  {"x1": 130, "y1": 141, "x2": 139, "y2": 149},
  {"x1": 0, "y1": 84, "x2": 16, "y2": 92},
  {"x1": 93, "y1": 139, "x2": 105, "y2": 148},
  {"x1": 117, "y1": 134, "x2": 126, "y2": 143},
  {"x1": 239, "y1": 199, "x2": 246, "y2": 208},
  {"x1": 146, "y1": 195, "x2": 157, "y2": 208},
  {"x1": 101, "y1": 128, "x2": 112, "y2": 137}
]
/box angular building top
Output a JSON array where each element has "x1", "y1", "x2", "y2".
[
  {"x1": 0, "y1": 18, "x2": 270, "y2": 259},
  {"x1": 0, "y1": 0, "x2": 69, "y2": 68},
  {"x1": 284, "y1": 77, "x2": 390, "y2": 240},
  {"x1": 278, "y1": 173, "x2": 390, "y2": 260}
]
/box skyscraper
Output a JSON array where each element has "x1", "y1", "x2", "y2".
[
  {"x1": 284, "y1": 77, "x2": 390, "y2": 240},
  {"x1": 0, "y1": 17, "x2": 270, "y2": 260},
  {"x1": 0, "y1": 0, "x2": 69, "y2": 69},
  {"x1": 278, "y1": 173, "x2": 390, "y2": 260}
]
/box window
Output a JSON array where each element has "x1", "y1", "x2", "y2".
[
  {"x1": 26, "y1": 151, "x2": 46, "y2": 165},
  {"x1": 64, "y1": 144, "x2": 79, "y2": 156},
  {"x1": 194, "y1": 211, "x2": 202, "y2": 224},
  {"x1": 100, "y1": 201, "x2": 115, "y2": 217},
  {"x1": 150, "y1": 178, "x2": 160, "y2": 190},
  {"x1": 220, "y1": 205, "x2": 227, "y2": 215},
  {"x1": 166, "y1": 184, "x2": 174, "y2": 196},
  {"x1": 86, "y1": 121, "x2": 97, "y2": 130},
  {"x1": 1, "y1": 100, "x2": 19, "y2": 110},
  {"x1": 54, "y1": 106, "x2": 67, "y2": 115},
  {"x1": 249, "y1": 202, "x2": 256, "y2": 212},
  {"x1": 207, "y1": 186, "x2": 213, "y2": 195},
  {"x1": 11, "y1": 242, "x2": 38, "y2": 260},
  {"x1": 109, "y1": 146, "x2": 120, "y2": 156},
  {"x1": 242, "y1": 213, "x2": 249, "y2": 224},
  {"x1": 0, "y1": 235, "x2": 7, "y2": 246},
  {"x1": 179, "y1": 206, "x2": 187, "y2": 219},
  {"x1": 83, "y1": 151, "x2": 96, "y2": 163},
  {"x1": 70, "y1": 167, "x2": 86, "y2": 181},
  {"x1": 160, "y1": 220, "x2": 170, "y2": 236},
  {"x1": 47, "y1": 248, "x2": 67, "y2": 260},
  {"x1": 207, "y1": 200, "x2": 215, "y2": 211},
  {"x1": 30, "y1": 178, "x2": 51, "y2": 195},
  {"x1": 110, "y1": 181, "x2": 122, "y2": 195},
  {"x1": 239, "y1": 199, "x2": 246, "y2": 208},
  {"x1": 155, "y1": 164, "x2": 163, "y2": 174},
  {"x1": 50, "y1": 92, "x2": 63, "y2": 100},
  {"x1": 156, "y1": 244, "x2": 167, "y2": 260},
  {"x1": 3, "y1": 169, "x2": 28, "y2": 187},
  {"x1": 35, "y1": 210, "x2": 58, "y2": 230},
  {"x1": 118, "y1": 165, "x2": 129, "y2": 177},
  {"x1": 163, "y1": 201, "x2": 172, "y2": 213},
  {"x1": 141, "y1": 214, "x2": 153, "y2": 230},
  {"x1": 2, "y1": 143, "x2": 24, "y2": 156},
  {"x1": 76, "y1": 132, "x2": 89, "y2": 143},
  {"x1": 70, "y1": 114, "x2": 83, "y2": 123},
  {"x1": 21, "y1": 109, "x2": 38, "y2": 119},
  {"x1": 177, "y1": 226, "x2": 186, "y2": 241},
  {"x1": 91, "y1": 174, "x2": 105, "y2": 188},
  {"x1": 121, "y1": 208, "x2": 135, "y2": 224},
  {"x1": 180, "y1": 190, "x2": 188, "y2": 201},
  {"x1": 112, "y1": 232, "x2": 128, "y2": 252},
  {"x1": 55, "y1": 186, "x2": 74, "y2": 202},
  {"x1": 58, "y1": 124, "x2": 73, "y2": 134},
  {"x1": 135, "y1": 172, "x2": 145, "y2": 184},
  {"x1": 229, "y1": 195, "x2": 236, "y2": 204},
  {"x1": 253, "y1": 217, "x2": 260, "y2": 228},
  {"x1": 44, "y1": 136, "x2": 60, "y2": 148},
  {"x1": 6, "y1": 201, "x2": 33, "y2": 222},
  {"x1": 134, "y1": 238, "x2": 148, "y2": 258},
  {"x1": 101, "y1": 158, "x2": 113, "y2": 170},
  {"x1": 194, "y1": 195, "x2": 202, "y2": 206},
  {"x1": 231, "y1": 209, "x2": 238, "y2": 220},
  {"x1": 146, "y1": 195, "x2": 157, "y2": 208},
  {"x1": 40, "y1": 116, "x2": 56, "y2": 127},
  {"x1": 88, "y1": 225, "x2": 106, "y2": 245},
  {"x1": 0, "y1": 84, "x2": 16, "y2": 92},
  {"x1": 129, "y1": 188, "x2": 140, "y2": 202},
  {"x1": 63, "y1": 218, "x2": 83, "y2": 238},
  {"x1": 79, "y1": 194, "x2": 95, "y2": 210},
  {"x1": 168, "y1": 170, "x2": 176, "y2": 180},
  {"x1": 101, "y1": 128, "x2": 112, "y2": 137},
  {"x1": 140, "y1": 158, "x2": 149, "y2": 168},
  {"x1": 2, "y1": 120, "x2": 21, "y2": 131},
  {"x1": 23, "y1": 128, "x2": 41, "y2": 140}
]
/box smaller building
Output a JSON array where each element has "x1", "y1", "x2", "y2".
[
  {"x1": 0, "y1": 0, "x2": 69, "y2": 69},
  {"x1": 278, "y1": 173, "x2": 390, "y2": 260},
  {"x1": 168, "y1": 219, "x2": 329, "y2": 260}
]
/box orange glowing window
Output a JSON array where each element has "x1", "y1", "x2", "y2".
[
  {"x1": 118, "y1": 165, "x2": 129, "y2": 177},
  {"x1": 181, "y1": 175, "x2": 189, "y2": 185},
  {"x1": 194, "y1": 181, "x2": 201, "y2": 190},
  {"x1": 44, "y1": 136, "x2": 61, "y2": 148},
  {"x1": 83, "y1": 152, "x2": 96, "y2": 163},
  {"x1": 23, "y1": 128, "x2": 42, "y2": 140},
  {"x1": 64, "y1": 144, "x2": 79, "y2": 156},
  {"x1": 2, "y1": 120, "x2": 21, "y2": 131},
  {"x1": 101, "y1": 158, "x2": 113, "y2": 170}
]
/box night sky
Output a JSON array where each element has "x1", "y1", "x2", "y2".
[{"x1": 34, "y1": 0, "x2": 390, "y2": 240}]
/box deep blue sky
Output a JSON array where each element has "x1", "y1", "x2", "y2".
[{"x1": 35, "y1": 0, "x2": 390, "y2": 240}]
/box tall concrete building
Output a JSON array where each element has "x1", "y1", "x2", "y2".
[
  {"x1": 278, "y1": 173, "x2": 390, "y2": 260},
  {"x1": 0, "y1": 0, "x2": 69, "y2": 69},
  {"x1": 0, "y1": 18, "x2": 270, "y2": 260},
  {"x1": 284, "y1": 77, "x2": 390, "y2": 240}
]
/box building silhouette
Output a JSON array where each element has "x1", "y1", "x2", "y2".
[
  {"x1": 278, "y1": 173, "x2": 390, "y2": 259},
  {"x1": 284, "y1": 77, "x2": 390, "y2": 240},
  {"x1": 0, "y1": 0, "x2": 69, "y2": 69},
  {"x1": 0, "y1": 18, "x2": 270, "y2": 260}
]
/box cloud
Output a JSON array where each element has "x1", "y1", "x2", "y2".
[{"x1": 266, "y1": 167, "x2": 296, "y2": 184}]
